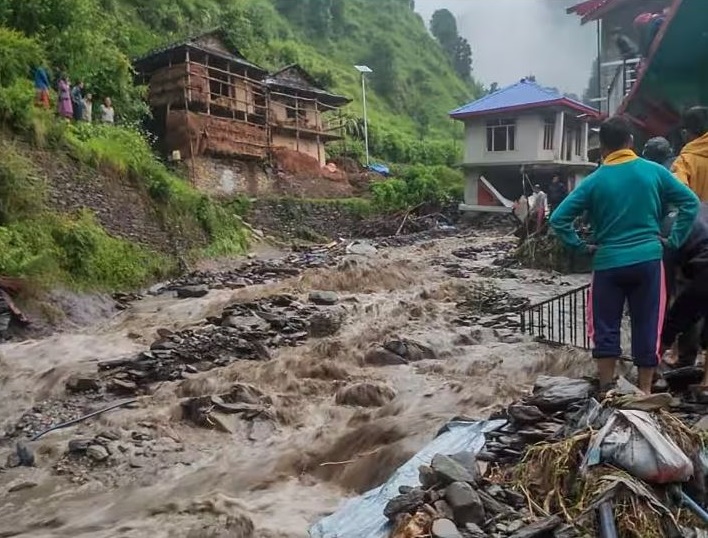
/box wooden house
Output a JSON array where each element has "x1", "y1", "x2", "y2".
[{"x1": 264, "y1": 64, "x2": 351, "y2": 166}]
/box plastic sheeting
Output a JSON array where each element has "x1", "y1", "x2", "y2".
[
  {"x1": 309, "y1": 419, "x2": 505, "y2": 538},
  {"x1": 367, "y1": 164, "x2": 391, "y2": 176}
]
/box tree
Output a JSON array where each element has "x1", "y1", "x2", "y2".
[
  {"x1": 489, "y1": 82, "x2": 500, "y2": 94},
  {"x1": 331, "y1": 0, "x2": 345, "y2": 26},
  {"x1": 366, "y1": 38, "x2": 399, "y2": 102},
  {"x1": 308, "y1": 0, "x2": 334, "y2": 37},
  {"x1": 430, "y1": 9, "x2": 458, "y2": 58},
  {"x1": 453, "y1": 37, "x2": 472, "y2": 81}
]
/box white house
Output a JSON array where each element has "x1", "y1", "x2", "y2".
[{"x1": 449, "y1": 78, "x2": 601, "y2": 213}]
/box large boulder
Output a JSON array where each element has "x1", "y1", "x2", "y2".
[
  {"x1": 445, "y1": 482, "x2": 485, "y2": 526},
  {"x1": 431, "y1": 453, "x2": 481, "y2": 486},
  {"x1": 335, "y1": 382, "x2": 397, "y2": 407}
]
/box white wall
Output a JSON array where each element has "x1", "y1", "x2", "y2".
[
  {"x1": 464, "y1": 114, "x2": 544, "y2": 164},
  {"x1": 463, "y1": 111, "x2": 589, "y2": 165}
]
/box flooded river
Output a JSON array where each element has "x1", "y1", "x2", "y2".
[{"x1": 0, "y1": 231, "x2": 594, "y2": 537}]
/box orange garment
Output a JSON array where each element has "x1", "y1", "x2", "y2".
[
  {"x1": 672, "y1": 133, "x2": 708, "y2": 201},
  {"x1": 35, "y1": 89, "x2": 49, "y2": 109}
]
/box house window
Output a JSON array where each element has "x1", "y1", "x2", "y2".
[
  {"x1": 575, "y1": 127, "x2": 583, "y2": 156},
  {"x1": 486, "y1": 118, "x2": 516, "y2": 152},
  {"x1": 543, "y1": 116, "x2": 555, "y2": 150}
]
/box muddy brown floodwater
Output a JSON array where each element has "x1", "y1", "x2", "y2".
[{"x1": 0, "y1": 231, "x2": 594, "y2": 538}]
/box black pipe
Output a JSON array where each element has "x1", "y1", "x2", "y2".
[
  {"x1": 30, "y1": 397, "x2": 139, "y2": 441},
  {"x1": 598, "y1": 502, "x2": 619, "y2": 538}
]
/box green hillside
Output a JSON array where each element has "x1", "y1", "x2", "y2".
[
  {"x1": 1, "y1": 0, "x2": 479, "y2": 164},
  {"x1": 0, "y1": 0, "x2": 475, "y2": 290}
]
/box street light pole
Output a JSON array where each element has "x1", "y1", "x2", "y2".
[{"x1": 355, "y1": 65, "x2": 373, "y2": 167}]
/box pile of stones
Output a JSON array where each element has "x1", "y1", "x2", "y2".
[
  {"x1": 153, "y1": 254, "x2": 335, "y2": 297},
  {"x1": 99, "y1": 293, "x2": 345, "y2": 394},
  {"x1": 386, "y1": 450, "x2": 564, "y2": 538}
]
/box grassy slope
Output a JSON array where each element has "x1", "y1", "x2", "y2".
[{"x1": 110, "y1": 0, "x2": 474, "y2": 140}]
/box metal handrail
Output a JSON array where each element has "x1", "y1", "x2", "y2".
[
  {"x1": 606, "y1": 58, "x2": 641, "y2": 115},
  {"x1": 520, "y1": 284, "x2": 591, "y2": 349}
]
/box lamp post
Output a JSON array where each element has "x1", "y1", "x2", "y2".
[{"x1": 354, "y1": 65, "x2": 372, "y2": 166}]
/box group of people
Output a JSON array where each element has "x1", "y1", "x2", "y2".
[
  {"x1": 33, "y1": 66, "x2": 115, "y2": 124},
  {"x1": 549, "y1": 107, "x2": 708, "y2": 395}
]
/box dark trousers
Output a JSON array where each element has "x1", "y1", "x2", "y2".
[
  {"x1": 663, "y1": 274, "x2": 708, "y2": 363},
  {"x1": 590, "y1": 260, "x2": 665, "y2": 367}
]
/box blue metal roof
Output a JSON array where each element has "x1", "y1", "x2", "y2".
[{"x1": 450, "y1": 79, "x2": 599, "y2": 119}]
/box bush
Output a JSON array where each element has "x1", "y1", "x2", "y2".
[
  {"x1": 0, "y1": 79, "x2": 35, "y2": 131},
  {"x1": 370, "y1": 164, "x2": 463, "y2": 211},
  {"x1": 0, "y1": 142, "x2": 46, "y2": 224},
  {"x1": 0, "y1": 211, "x2": 172, "y2": 289},
  {"x1": 0, "y1": 27, "x2": 44, "y2": 86}
]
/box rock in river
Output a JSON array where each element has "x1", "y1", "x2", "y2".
[
  {"x1": 65, "y1": 375, "x2": 101, "y2": 393},
  {"x1": 176, "y1": 285, "x2": 209, "y2": 299},
  {"x1": 335, "y1": 382, "x2": 397, "y2": 407},
  {"x1": 87, "y1": 444, "x2": 110, "y2": 462},
  {"x1": 364, "y1": 346, "x2": 408, "y2": 366},
  {"x1": 309, "y1": 290, "x2": 339, "y2": 305}
]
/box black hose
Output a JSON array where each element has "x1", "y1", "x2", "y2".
[{"x1": 29, "y1": 398, "x2": 139, "y2": 442}]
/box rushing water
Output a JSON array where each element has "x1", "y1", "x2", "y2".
[{"x1": 0, "y1": 233, "x2": 595, "y2": 537}]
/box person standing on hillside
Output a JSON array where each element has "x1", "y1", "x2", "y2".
[
  {"x1": 33, "y1": 66, "x2": 50, "y2": 109},
  {"x1": 71, "y1": 81, "x2": 84, "y2": 122},
  {"x1": 57, "y1": 76, "x2": 73, "y2": 120},
  {"x1": 547, "y1": 175, "x2": 568, "y2": 215},
  {"x1": 100, "y1": 97, "x2": 115, "y2": 124},
  {"x1": 550, "y1": 116, "x2": 699, "y2": 395},
  {"x1": 82, "y1": 93, "x2": 93, "y2": 123},
  {"x1": 673, "y1": 107, "x2": 708, "y2": 200}
]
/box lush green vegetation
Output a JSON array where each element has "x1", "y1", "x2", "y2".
[
  {"x1": 0, "y1": 0, "x2": 478, "y2": 163},
  {"x1": 0, "y1": 0, "x2": 475, "y2": 289},
  {"x1": 0, "y1": 142, "x2": 174, "y2": 289}
]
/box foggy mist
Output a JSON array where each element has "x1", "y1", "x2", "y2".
[{"x1": 416, "y1": 0, "x2": 597, "y2": 95}]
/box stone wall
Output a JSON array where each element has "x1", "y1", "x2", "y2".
[
  {"x1": 36, "y1": 151, "x2": 172, "y2": 251},
  {"x1": 248, "y1": 198, "x2": 367, "y2": 241},
  {"x1": 189, "y1": 156, "x2": 272, "y2": 197}
]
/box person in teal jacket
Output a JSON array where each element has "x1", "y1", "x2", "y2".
[{"x1": 549, "y1": 116, "x2": 699, "y2": 394}]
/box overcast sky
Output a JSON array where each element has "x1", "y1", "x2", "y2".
[{"x1": 416, "y1": 0, "x2": 597, "y2": 95}]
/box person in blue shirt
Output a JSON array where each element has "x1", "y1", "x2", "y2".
[
  {"x1": 33, "y1": 66, "x2": 50, "y2": 109},
  {"x1": 550, "y1": 116, "x2": 700, "y2": 394}
]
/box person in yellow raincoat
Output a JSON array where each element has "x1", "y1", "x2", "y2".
[{"x1": 673, "y1": 107, "x2": 708, "y2": 200}]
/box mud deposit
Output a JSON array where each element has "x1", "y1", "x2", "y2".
[{"x1": 0, "y1": 230, "x2": 591, "y2": 537}]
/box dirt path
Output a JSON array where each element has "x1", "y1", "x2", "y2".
[{"x1": 0, "y1": 231, "x2": 592, "y2": 538}]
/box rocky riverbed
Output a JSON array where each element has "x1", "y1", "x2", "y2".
[{"x1": 0, "y1": 227, "x2": 593, "y2": 537}]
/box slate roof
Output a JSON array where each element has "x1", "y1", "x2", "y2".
[
  {"x1": 449, "y1": 79, "x2": 599, "y2": 120},
  {"x1": 264, "y1": 64, "x2": 350, "y2": 107},
  {"x1": 133, "y1": 29, "x2": 266, "y2": 74}
]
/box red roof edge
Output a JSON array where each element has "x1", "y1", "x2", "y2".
[
  {"x1": 450, "y1": 98, "x2": 601, "y2": 121},
  {"x1": 617, "y1": 0, "x2": 683, "y2": 115}
]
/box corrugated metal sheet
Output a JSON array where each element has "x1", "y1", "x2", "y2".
[{"x1": 449, "y1": 79, "x2": 599, "y2": 119}]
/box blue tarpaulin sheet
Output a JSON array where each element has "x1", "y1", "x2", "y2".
[
  {"x1": 309, "y1": 419, "x2": 505, "y2": 538},
  {"x1": 367, "y1": 164, "x2": 390, "y2": 176}
]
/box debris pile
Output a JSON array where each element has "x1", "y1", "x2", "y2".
[
  {"x1": 348, "y1": 375, "x2": 708, "y2": 538},
  {"x1": 313, "y1": 373, "x2": 708, "y2": 537},
  {"x1": 99, "y1": 294, "x2": 345, "y2": 393},
  {"x1": 364, "y1": 338, "x2": 439, "y2": 367},
  {"x1": 453, "y1": 282, "x2": 529, "y2": 330},
  {"x1": 153, "y1": 255, "x2": 333, "y2": 296},
  {"x1": 182, "y1": 383, "x2": 277, "y2": 436}
]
